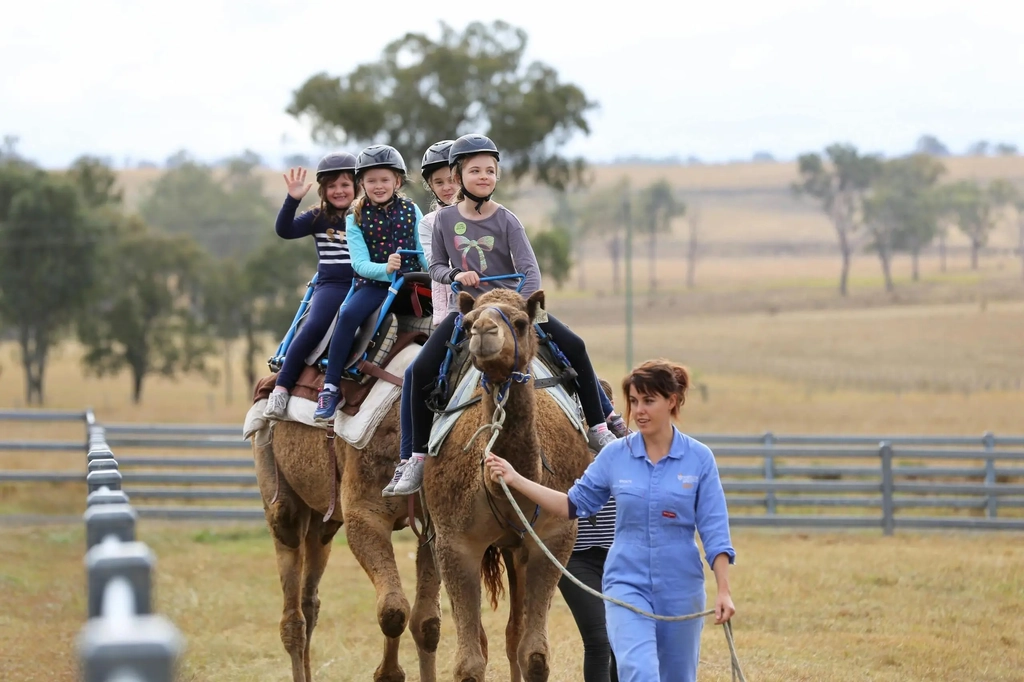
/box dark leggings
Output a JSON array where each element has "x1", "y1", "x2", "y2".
[
  {"x1": 276, "y1": 282, "x2": 351, "y2": 390},
  {"x1": 323, "y1": 284, "x2": 389, "y2": 387},
  {"x1": 408, "y1": 310, "x2": 607, "y2": 454},
  {"x1": 558, "y1": 547, "x2": 618, "y2": 682}
]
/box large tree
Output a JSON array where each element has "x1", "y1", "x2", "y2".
[
  {"x1": 77, "y1": 216, "x2": 214, "y2": 404},
  {"x1": 287, "y1": 21, "x2": 596, "y2": 190},
  {"x1": 793, "y1": 144, "x2": 882, "y2": 295},
  {"x1": 944, "y1": 179, "x2": 1005, "y2": 270},
  {"x1": 864, "y1": 154, "x2": 945, "y2": 291},
  {"x1": 0, "y1": 158, "x2": 100, "y2": 404}
]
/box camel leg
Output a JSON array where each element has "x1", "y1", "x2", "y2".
[
  {"x1": 299, "y1": 512, "x2": 341, "y2": 682},
  {"x1": 503, "y1": 548, "x2": 526, "y2": 682},
  {"x1": 410, "y1": 541, "x2": 442, "y2": 682},
  {"x1": 267, "y1": 497, "x2": 311, "y2": 682},
  {"x1": 517, "y1": 533, "x2": 574, "y2": 682},
  {"x1": 345, "y1": 508, "x2": 408, "y2": 682},
  {"x1": 436, "y1": 537, "x2": 487, "y2": 682}
]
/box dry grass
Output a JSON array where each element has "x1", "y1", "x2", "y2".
[{"x1": 2, "y1": 522, "x2": 1021, "y2": 682}]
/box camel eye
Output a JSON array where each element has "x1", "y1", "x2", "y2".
[{"x1": 513, "y1": 317, "x2": 528, "y2": 335}]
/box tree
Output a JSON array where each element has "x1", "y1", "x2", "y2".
[
  {"x1": 637, "y1": 179, "x2": 685, "y2": 296},
  {"x1": 549, "y1": 191, "x2": 588, "y2": 290},
  {"x1": 77, "y1": 217, "x2": 214, "y2": 403},
  {"x1": 793, "y1": 144, "x2": 882, "y2": 295},
  {"x1": 580, "y1": 177, "x2": 630, "y2": 294},
  {"x1": 66, "y1": 155, "x2": 124, "y2": 208},
  {"x1": 0, "y1": 164, "x2": 100, "y2": 404},
  {"x1": 944, "y1": 179, "x2": 1010, "y2": 270},
  {"x1": 966, "y1": 141, "x2": 990, "y2": 156},
  {"x1": 864, "y1": 154, "x2": 945, "y2": 290},
  {"x1": 139, "y1": 152, "x2": 277, "y2": 258},
  {"x1": 287, "y1": 20, "x2": 596, "y2": 190},
  {"x1": 530, "y1": 225, "x2": 573, "y2": 290},
  {"x1": 915, "y1": 135, "x2": 950, "y2": 157},
  {"x1": 994, "y1": 143, "x2": 1019, "y2": 156}
]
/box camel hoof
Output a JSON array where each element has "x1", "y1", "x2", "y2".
[
  {"x1": 373, "y1": 663, "x2": 405, "y2": 682},
  {"x1": 420, "y1": 616, "x2": 441, "y2": 652},
  {"x1": 525, "y1": 652, "x2": 549, "y2": 682}
]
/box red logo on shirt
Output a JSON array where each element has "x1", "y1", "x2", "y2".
[{"x1": 662, "y1": 511, "x2": 677, "y2": 519}]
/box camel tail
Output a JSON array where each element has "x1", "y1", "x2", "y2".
[{"x1": 481, "y1": 544, "x2": 506, "y2": 610}]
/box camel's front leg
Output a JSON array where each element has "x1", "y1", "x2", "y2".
[
  {"x1": 504, "y1": 548, "x2": 527, "y2": 682},
  {"x1": 345, "y1": 506, "x2": 409, "y2": 682},
  {"x1": 300, "y1": 512, "x2": 342, "y2": 682},
  {"x1": 518, "y1": 529, "x2": 575, "y2": 682},
  {"x1": 435, "y1": 536, "x2": 488, "y2": 682}
]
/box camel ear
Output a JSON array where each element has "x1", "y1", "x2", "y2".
[
  {"x1": 457, "y1": 291, "x2": 476, "y2": 315},
  {"x1": 526, "y1": 290, "x2": 546, "y2": 322}
]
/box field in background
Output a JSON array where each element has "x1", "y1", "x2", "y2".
[{"x1": 2, "y1": 522, "x2": 1021, "y2": 682}]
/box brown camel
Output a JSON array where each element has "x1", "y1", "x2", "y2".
[
  {"x1": 251, "y1": 403, "x2": 443, "y2": 682},
  {"x1": 421, "y1": 288, "x2": 593, "y2": 682}
]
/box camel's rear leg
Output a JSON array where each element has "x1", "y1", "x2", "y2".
[
  {"x1": 411, "y1": 541, "x2": 442, "y2": 682},
  {"x1": 435, "y1": 537, "x2": 488, "y2": 682},
  {"x1": 518, "y1": 533, "x2": 574, "y2": 682},
  {"x1": 346, "y1": 508, "x2": 409, "y2": 682},
  {"x1": 503, "y1": 548, "x2": 526, "y2": 682},
  {"x1": 300, "y1": 512, "x2": 342, "y2": 682}
]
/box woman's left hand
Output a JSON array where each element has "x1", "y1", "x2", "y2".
[
  {"x1": 386, "y1": 253, "x2": 402, "y2": 274},
  {"x1": 714, "y1": 591, "x2": 736, "y2": 624}
]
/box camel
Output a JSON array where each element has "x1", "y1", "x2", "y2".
[
  {"x1": 421, "y1": 288, "x2": 593, "y2": 682},
  {"x1": 251, "y1": 403, "x2": 443, "y2": 682}
]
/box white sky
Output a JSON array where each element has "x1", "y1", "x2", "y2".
[{"x1": 3, "y1": 0, "x2": 1023, "y2": 168}]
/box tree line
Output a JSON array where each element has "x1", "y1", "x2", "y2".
[{"x1": 794, "y1": 144, "x2": 1024, "y2": 295}]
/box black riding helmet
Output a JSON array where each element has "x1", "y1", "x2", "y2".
[
  {"x1": 448, "y1": 134, "x2": 500, "y2": 213},
  {"x1": 421, "y1": 140, "x2": 455, "y2": 181},
  {"x1": 315, "y1": 151, "x2": 357, "y2": 183},
  {"x1": 447, "y1": 134, "x2": 500, "y2": 167},
  {"x1": 355, "y1": 145, "x2": 407, "y2": 182}
]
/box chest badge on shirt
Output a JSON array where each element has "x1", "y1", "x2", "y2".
[
  {"x1": 454, "y1": 221, "x2": 467, "y2": 235},
  {"x1": 679, "y1": 474, "x2": 698, "y2": 490}
]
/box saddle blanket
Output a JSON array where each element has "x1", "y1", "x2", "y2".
[
  {"x1": 243, "y1": 343, "x2": 421, "y2": 449},
  {"x1": 427, "y1": 355, "x2": 586, "y2": 456}
]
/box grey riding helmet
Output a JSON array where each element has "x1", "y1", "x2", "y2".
[
  {"x1": 421, "y1": 140, "x2": 455, "y2": 181},
  {"x1": 355, "y1": 145, "x2": 408, "y2": 182},
  {"x1": 315, "y1": 152, "x2": 357, "y2": 183},
  {"x1": 448, "y1": 134, "x2": 500, "y2": 167}
]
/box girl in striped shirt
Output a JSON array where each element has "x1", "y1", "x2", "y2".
[{"x1": 264, "y1": 152, "x2": 358, "y2": 420}]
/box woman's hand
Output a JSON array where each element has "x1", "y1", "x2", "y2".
[
  {"x1": 714, "y1": 591, "x2": 735, "y2": 624},
  {"x1": 455, "y1": 271, "x2": 481, "y2": 287},
  {"x1": 283, "y1": 167, "x2": 312, "y2": 200},
  {"x1": 484, "y1": 452, "x2": 521, "y2": 487},
  {"x1": 386, "y1": 253, "x2": 403, "y2": 275}
]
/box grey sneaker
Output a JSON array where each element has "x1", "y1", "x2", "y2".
[
  {"x1": 381, "y1": 461, "x2": 407, "y2": 497},
  {"x1": 587, "y1": 424, "x2": 617, "y2": 452},
  {"x1": 607, "y1": 413, "x2": 630, "y2": 438},
  {"x1": 263, "y1": 391, "x2": 290, "y2": 420},
  {"x1": 391, "y1": 454, "x2": 425, "y2": 496}
]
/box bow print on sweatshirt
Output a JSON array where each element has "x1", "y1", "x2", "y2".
[{"x1": 454, "y1": 234, "x2": 495, "y2": 272}]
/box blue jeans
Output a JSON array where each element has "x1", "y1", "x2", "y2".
[
  {"x1": 323, "y1": 284, "x2": 389, "y2": 387},
  {"x1": 599, "y1": 385, "x2": 614, "y2": 419},
  {"x1": 275, "y1": 281, "x2": 351, "y2": 390}
]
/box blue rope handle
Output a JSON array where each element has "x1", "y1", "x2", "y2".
[{"x1": 450, "y1": 273, "x2": 527, "y2": 295}]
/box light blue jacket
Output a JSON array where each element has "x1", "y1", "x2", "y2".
[
  {"x1": 345, "y1": 204, "x2": 429, "y2": 282},
  {"x1": 567, "y1": 428, "x2": 736, "y2": 603}
]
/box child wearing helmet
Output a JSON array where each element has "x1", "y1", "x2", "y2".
[
  {"x1": 418, "y1": 139, "x2": 459, "y2": 326},
  {"x1": 384, "y1": 133, "x2": 625, "y2": 497},
  {"x1": 312, "y1": 145, "x2": 429, "y2": 422},
  {"x1": 264, "y1": 152, "x2": 358, "y2": 420}
]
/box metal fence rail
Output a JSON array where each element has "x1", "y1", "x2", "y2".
[
  {"x1": 76, "y1": 412, "x2": 184, "y2": 682},
  {"x1": 2, "y1": 410, "x2": 1024, "y2": 532}
]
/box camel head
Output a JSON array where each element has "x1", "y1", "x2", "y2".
[{"x1": 458, "y1": 288, "x2": 544, "y2": 387}]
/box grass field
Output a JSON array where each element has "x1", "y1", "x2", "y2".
[{"x1": 2, "y1": 522, "x2": 1021, "y2": 682}]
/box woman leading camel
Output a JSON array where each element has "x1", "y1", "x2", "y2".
[
  {"x1": 484, "y1": 360, "x2": 737, "y2": 682},
  {"x1": 385, "y1": 133, "x2": 623, "y2": 497},
  {"x1": 264, "y1": 152, "x2": 358, "y2": 420}
]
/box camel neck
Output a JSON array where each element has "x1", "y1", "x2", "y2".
[{"x1": 482, "y1": 378, "x2": 540, "y2": 476}]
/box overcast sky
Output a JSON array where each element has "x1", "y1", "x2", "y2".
[{"x1": 3, "y1": 0, "x2": 1023, "y2": 169}]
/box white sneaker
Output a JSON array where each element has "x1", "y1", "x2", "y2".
[
  {"x1": 587, "y1": 424, "x2": 617, "y2": 452},
  {"x1": 391, "y1": 454, "x2": 426, "y2": 496},
  {"x1": 263, "y1": 391, "x2": 289, "y2": 419},
  {"x1": 381, "y1": 461, "x2": 407, "y2": 497}
]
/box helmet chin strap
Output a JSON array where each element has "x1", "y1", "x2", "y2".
[{"x1": 461, "y1": 185, "x2": 493, "y2": 214}]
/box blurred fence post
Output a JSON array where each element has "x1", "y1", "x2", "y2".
[
  {"x1": 763, "y1": 431, "x2": 776, "y2": 515},
  {"x1": 983, "y1": 431, "x2": 997, "y2": 518},
  {"x1": 880, "y1": 441, "x2": 894, "y2": 536}
]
